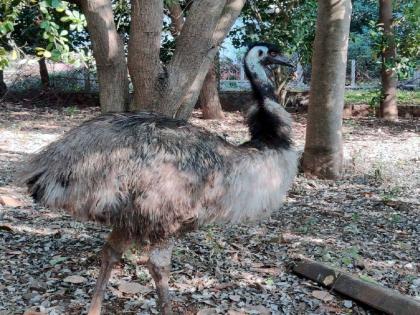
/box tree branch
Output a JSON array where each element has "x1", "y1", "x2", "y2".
[
  {"x1": 167, "y1": 0, "x2": 184, "y2": 36},
  {"x1": 175, "y1": 0, "x2": 246, "y2": 118}
]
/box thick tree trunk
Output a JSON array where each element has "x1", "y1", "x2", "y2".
[
  {"x1": 379, "y1": 0, "x2": 398, "y2": 121},
  {"x1": 81, "y1": 0, "x2": 129, "y2": 113},
  {"x1": 82, "y1": 0, "x2": 244, "y2": 118},
  {"x1": 199, "y1": 63, "x2": 224, "y2": 119},
  {"x1": 0, "y1": 70, "x2": 7, "y2": 96},
  {"x1": 38, "y1": 58, "x2": 49, "y2": 88},
  {"x1": 302, "y1": 0, "x2": 352, "y2": 179},
  {"x1": 126, "y1": 0, "x2": 244, "y2": 118},
  {"x1": 128, "y1": 0, "x2": 164, "y2": 112}
]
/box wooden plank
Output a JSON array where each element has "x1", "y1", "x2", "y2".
[{"x1": 292, "y1": 258, "x2": 420, "y2": 315}]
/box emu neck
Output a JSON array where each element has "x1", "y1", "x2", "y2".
[
  {"x1": 244, "y1": 59, "x2": 291, "y2": 150},
  {"x1": 244, "y1": 56, "x2": 276, "y2": 104}
]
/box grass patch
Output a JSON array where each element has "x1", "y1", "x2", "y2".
[{"x1": 345, "y1": 89, "x2": 420, "y2": 106}]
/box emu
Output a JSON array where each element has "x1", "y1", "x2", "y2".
[{"x1": 20, "y1": 43, "x2": 298, "y2": 315}]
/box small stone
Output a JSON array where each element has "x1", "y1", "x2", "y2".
[{"x1": 344, "y1": 300, "x2": 353, "y2": 308}]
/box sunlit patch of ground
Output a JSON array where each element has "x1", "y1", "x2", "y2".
[{"x1": 0, "y1": 102, "x2": 419, "y2": 314}]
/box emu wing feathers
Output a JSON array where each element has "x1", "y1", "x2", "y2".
[{"x1": 20, "y1": 113, "x2": 229, "y2": 238}]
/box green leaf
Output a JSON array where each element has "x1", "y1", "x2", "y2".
[
  {"x1": 4, "y1": 21, "x2": 14, "y2": 32},
  {"x1": 51, "y1": 0, "x2": 61, "y2": 8},
  {"x1": 60, "y1": 30, "x2": 68, "y2": 36},
  {"x1": 40, "y1": 21, "x2": 50, "y2": 29},
  {"x1": 51, "y1": 49, "x2": 62, "y2": 61}
]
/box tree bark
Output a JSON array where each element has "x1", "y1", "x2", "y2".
[
  {"x1": 0, "y1": 70, "x2": 7, "y2": 96},
  {"x1": 199, "y1": 62, "x2": 224, "y2": 119},
  {"x1": 302, "y1": 0, "x2": 352, "y2": 179},
  {"x1": 81, "y1": 0, "x2": 244, "y2": 118},
  {"x1": 379, "y1": 0, "x2": 398, "y2": 121},
  {"x1": 80, "y1": 0, "x2": 129, "y2": 113},
  {"x1": 167, "y1": 1, "x2": 184, "y2": 36},
  {"x1": 38, "y1": 58, "x2": 49, "y2": 88},
  {"x1": 167, "y1": 1, "x2": 224, "y2": 120},
  {"x1": 127, "y1": 0, "x2": 244, "y2": 118},
  {"x1": 128, "y1": 0, "x2": 164, "y2": 112},
  {"x1": 172, "y1": 0, "x2": 245, "y2": 119}
]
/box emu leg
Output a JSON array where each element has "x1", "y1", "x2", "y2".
[
  {"x1": 147, "y1": 242, "x2": 174, "y2": 315},
  {"x1": 88, "y1": 229, "x2": 130, "y2": 315}
]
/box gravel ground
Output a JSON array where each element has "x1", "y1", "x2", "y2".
[{"x1": 0, "y1": 102, "x2": 419, "y2": 315}]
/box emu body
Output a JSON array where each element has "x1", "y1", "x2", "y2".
[
  {"x1": 22, "y1": 112, "x2": 296, "y2": 239},
  {"x1": 20, "y1": 43, "x2": 298, "y2": 314}
]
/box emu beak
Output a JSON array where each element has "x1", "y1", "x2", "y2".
[{"x1": 268, "y1": 55, "x2": 293, "y2": 68}]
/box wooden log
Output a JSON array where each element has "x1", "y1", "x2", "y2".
[{"x1": 292, "y1": 258, "x2": 420, "y2": 315}]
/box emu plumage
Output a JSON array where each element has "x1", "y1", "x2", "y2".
[
  {"x1": 22, "y1": 111, "x2": 296, "y2": 238},
  {"x1": 20, "y1": 42, "x2": 298, "y2": 315}
]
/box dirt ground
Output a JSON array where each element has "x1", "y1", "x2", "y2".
[{"x1": 0, "y1": 101, "x2": 419, "y2": 315}]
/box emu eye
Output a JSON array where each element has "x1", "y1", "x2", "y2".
[{"x1": 269, "y1": 51, "x2": 278, "y2": 57}]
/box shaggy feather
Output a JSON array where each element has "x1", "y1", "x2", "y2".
[
  {"x1": 19, "y1": 43, "x2": 298, "y2": 243},
  {"x1": 19, "y1": 112, "x2": 297, "y2": 241}
]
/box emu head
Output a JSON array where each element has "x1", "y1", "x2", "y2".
[{"x1": 244, "y1": 42, "x2": 293, "y2": 101}]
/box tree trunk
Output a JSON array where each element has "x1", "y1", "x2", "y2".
[
  {"x1": 199, "y1": 62, "x2": 224, "y2": 119},
  {"x1": 82, "y1": 0, "x2": 244, "y2": 118},
  {"x1": 127, "y1": 0, "x2": 244, "y2": 118},
  {"x1": 167, "y1": 1, "x2": 224, "y2": 120},
  {"x1": 0, "y1": 70, "x2": 7, "y2": 96},
  {"x1": 379, "y1": 0, "x2": 398, "y2": 121},
  {"x1": 38, "y1": 58, "x2": 49, "y2": 88},
  {"x1": 171, "y1": 0, "x2": 245, "y2": 119},
  {"x1": 302, "y1": 0, "x2": 352, "y2": 179},
  {"x1": 128, "y1": 0, "x2": 164, "y2": 112},
  {"x1": 81, "y1": 0, "x2": 129, "y2": 113}
]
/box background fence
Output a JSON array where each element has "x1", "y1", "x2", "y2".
[{"x1": 2, "y1": 58, "x2": 418, "y2": 98}]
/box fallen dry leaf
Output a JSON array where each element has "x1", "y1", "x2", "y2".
[
  {"x1": 118, "y1": 280, "x2": 152, "y2": 295},
  {"x1": 63, "y1": 275, "x2": 87, "y2": 284},
  {"x1": 312, "y1": 290, "x2": 334, "y2": 302},
  {"x1": 196, "y1": 308, "x2": 217, "y2": 315}
]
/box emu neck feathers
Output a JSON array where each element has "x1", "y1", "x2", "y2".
[{"x1": 244, "y1": 55, "x2": 292, "y2": 150}]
